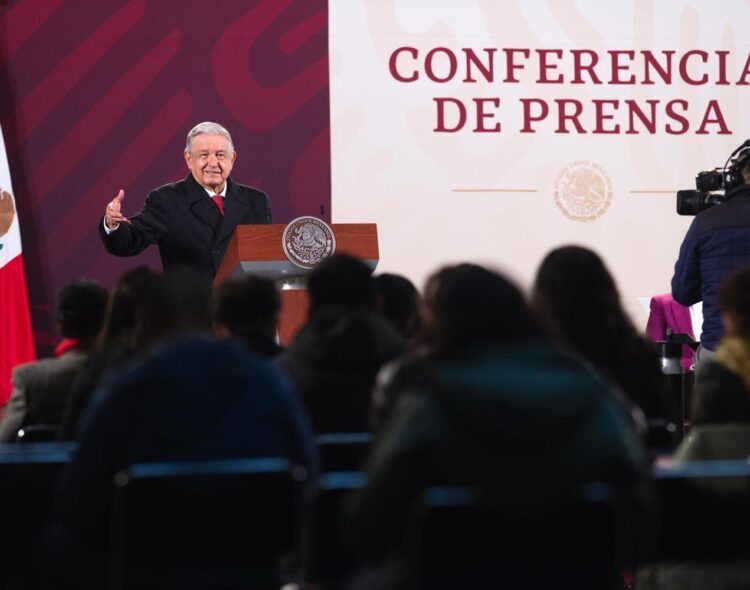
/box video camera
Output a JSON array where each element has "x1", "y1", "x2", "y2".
[{"x1": 677, "y1": 139, "x2": 750, "y2": 215}]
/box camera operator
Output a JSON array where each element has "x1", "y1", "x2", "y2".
[{"x1": 672, "y1": 152, "x2": 750, "y2": 373}]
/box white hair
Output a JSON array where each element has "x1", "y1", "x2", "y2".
[{"x1": 185, "y1": 122, "x2": 234, "y2": 154}]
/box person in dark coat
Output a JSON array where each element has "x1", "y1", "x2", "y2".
[
  {"x1": 373, "y1": 273, "x2": 420, "y2": 340},
  {"x1": 276, "y1": 255, "x2": 406, "y2": 434},
  {"x1": 212, "y1": 275, "x2": 283, "y2": 357},
  {"x1": 691, "y1": 265, "x2": 750, "y2": 425},
  {"x1": 99, "y1": 122, "x2": 272, "y2": 277},
  {"x1": 346, "y1": 264, "x2": 653, "y2": 589},
  {"x1": 58, "y1": 337, "x2": 317, "y2": 548},
  {"x1": 58, "y1": 267, "x2": 160, "y2": 440},
  {"x1": 531, "y1": 245, "x2": 678, "y2": 430},
  {"x1": 0, "y1": 279, "x2": 108, "y2": 441},
  {"x1": 672, "y1": 152, "x2": 750, "y2": 371},
  {"x1": 46, "y1": 268, "x2": 317, "y2": 589},
  {"x1": 637, "y1": 267, "x2": 750, "y2": 590}
]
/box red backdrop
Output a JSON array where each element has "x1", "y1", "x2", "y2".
[{"x1": 0, "y1": 0, "x2": 331, "y2": 352}]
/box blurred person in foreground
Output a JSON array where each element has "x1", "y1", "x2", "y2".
[
  {"x1": 47, "y1": 267, "x2": 316, "y2": 589},
  {"x1": 688, "y1": 265, "x2": 750, "y2": 426},
  {"x1": 0, "y1": 279, "x2": 108, "y2": 441},
  {"x1": 276, "y1": 254, "x2": 405, "y2": 434},
  {"x1": 347, "y1": 263, "x2": 653, "y2": 588},
  {"x1": 637, "y1": 269, "x2": 750, "y2": 590},
  {"x1": 532, "y1": 245, "x2": 678, "y2": 429},
  {"x1": 58, "y1": 267, "x2": 160, "y2": 440},
  {"x1": 372, "y1": 273, "x2": 420, "y2": 340},
  {"x1": 212, "y1": 275, "x2": 283, "y2": 357}
]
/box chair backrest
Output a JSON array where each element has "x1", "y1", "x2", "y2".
[
  {"x1": 653, "y1": 460, "x2": 750, "y2": 562},
  {"x1": 15, "y1": 424, "x2": 59, "y2": 443},
  {"x1": 0, "y1": 443, "x2": 76, "y2": 580},
  {"x1": 314, "y1": 432, "x2": 372, "y2": 472},
  {"x1": 110, "y1": 457, "x2": 305, "y2": 590},
  {"x1": 302, "y1": 471, "x2": 366, "y2": 586},
  {"x1": 0, "y1": 443, "x2": 77, "y2": 513},
  {"x1": 407, "y1": 484, "x2": 619, "y2": 590}
]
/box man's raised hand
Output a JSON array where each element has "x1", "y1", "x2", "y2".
[{"x1": 104, "y1": 189, "x2": 130, "y2": 229}]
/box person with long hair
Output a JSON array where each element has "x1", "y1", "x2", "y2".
[
  {"x1": 58, "y1": 267, "x2": 160, "y2": 439},
  {"x1": 276, "y1": 254, "x2": 405, "y2": 434},
  {"x1": 348, "y1": 263, "x2": 652, "y2": 588},
  {"x1": 532, "y1": 245, "x2": 678, "y2": 427},
  {"x1": 370, "y1": 263, "x2": 544, "y2": 430}
]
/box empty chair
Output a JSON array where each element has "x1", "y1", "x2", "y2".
[
  {"x1": 344, "y1": 265, "x2": 652, "y2": 588},
  {"x1": 302, "y1": 471, "x2": 366, "y2": 588},
  {"x1": 315, "y1": 433, "x2": 372, "y2": 472},
  {"x1": 407, "y1": 484, "x2": 620, "y2": 590},
  {"x1": 110, "y1": 457, "x2": 305, "y2": 590}
]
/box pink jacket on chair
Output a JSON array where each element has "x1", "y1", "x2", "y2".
[{"x1": 646, "y1": 293, "x2": 695, "y2": 371}]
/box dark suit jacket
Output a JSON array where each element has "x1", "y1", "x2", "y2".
[{"x1": 99, "y1": 173, "x2": 272, "y2": 276}]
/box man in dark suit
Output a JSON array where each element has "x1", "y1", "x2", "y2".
[{"x1": 99, "y1": 122, "x2": 272, "y2": 277}]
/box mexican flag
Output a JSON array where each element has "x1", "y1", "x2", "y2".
[{"x1": 0, "y1": 126, "x2": 35, "y2": 404}]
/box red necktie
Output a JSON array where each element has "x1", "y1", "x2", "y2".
[{"x1": 211, "y1": 194, "x2": 224, "y2": 216}]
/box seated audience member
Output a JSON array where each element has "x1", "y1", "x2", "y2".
[
  {"x1": 346, "y1": 264, "x2": 652, "y2": 586},
  {"x1": 49, "y1": 268, "x2": 317, "y2": 587},
  {"x1": 532, "y1": 245, "x2": 678, "y2": 427},
  {"x1": 276, "y1": 254, "x2": 406, "y2": 434},
  {"x1": 373, "y1": 273, "x2": 420, "y2": 340},
  {"x1": 672, "y1": 423, "x2": 750, "y2": 463},
  {"x1": 0, "y1": 279, "x2": 108, "y2": 442},
  {"x1": 212, "y1": 275, "x2": 283, "y2": 357},
  {"x1": 646, "y1": 293, "x2": 695, "y2": 372},
  {"x1": 640, "y1": 277, "x2": 750, "y2": 590},
  {"x1": 58, "y1": 267, "x2": 160, "y2": 440},
  {"x1": 690, "y1": 266, "x2": 750, "y2": 425}
]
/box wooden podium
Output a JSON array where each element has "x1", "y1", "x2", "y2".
[{"x1": 215, "y1": 223, "x2": 379, "y2": 344}]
